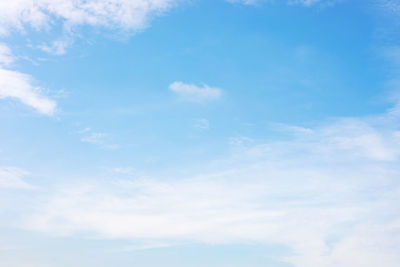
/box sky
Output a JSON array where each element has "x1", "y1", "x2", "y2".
[{"x1": 0, "y1": 0, "x2": 400, "y2": 266}]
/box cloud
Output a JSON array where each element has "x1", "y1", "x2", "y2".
[
  {"x1": 227, "y1": 0, "x2": 341, "y2": 6},
  {"x1": 17, "y1": 101, "x2": 400, "y2": 266},
  {"x1": 380, "y1": 0, "x2": 400, "y2": 15},
  {"x1": 169, "y1": 81, "x2": 222, "y2": 103},
  {"x1": 0, "y1": 1, "x2": 183, "y2": 115},
  {"x1": 0, "y1": 0, "x2": 182, "y2": 37},
  {"x1": 0, "y1": 43, "x2": 56, "y2": 115},
  {"x1": 0, "y1": 167, "x2": 33, "y2": 189},
  {"x1": 81, "y1": 132, "x2": 108, "y2": 145},
  {"x1": 0, "y1": 43, "x2": 14, "y2": 66},
  {"x1": 0, "y1": 68, "x2": 56, "y2": 115},
  {"x1": 226, "y1": 0, "x2": 266, "y2": 5},
  {"x1": 194, "y1": 118, "x2": 209, "y2": 130},
  {"x1": 288, "y1": 0, "x2": 324, "y2": 6},
  {"x1": 37, "y1": 39, "x2": 72, "y2": 55},
  {"x1": 80, "y1": 129, "x2": 119, "y2": 150}
]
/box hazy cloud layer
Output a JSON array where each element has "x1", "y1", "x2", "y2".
[
  {"x1": 19, "y1": 101, "x2": 400, "y2": 267},
  {"x1": 0, "y1": 167, "x2": 32, "y2": 189}
]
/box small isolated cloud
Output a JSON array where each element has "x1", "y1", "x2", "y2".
[
  {"x1": 0, "y1": 68, "x2": 56, "y2": 115},
  {"x1": 288, "y1": 0, "x2": 322, "y2": 6},
  {"x1": 289, "y1": 0, "x2": 343, "y2": 7},
  {"x1": 0, "y1": 167, "x2": 33, "y2": 189},
  {"x1": 81, "y1": 132, "x2": 108, "y2": 145},
  {"x1": 226, "y1": 0, "x2": 266, "y2": 5},
  {"x1": 194, "y1": 119, "x2": 209, "y2": 130},
  {"x1": 229, "y1": 136, "x2": 254, "y2": 146},
  {"x1": 169, "y1": 81, "x2": 222, "y2": 103},
  {"x1": 80, "y1": 129, "x2": 119, "y2": 150}
]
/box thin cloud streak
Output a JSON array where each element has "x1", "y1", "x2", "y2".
[
  {"x1": 0, "y1": 167, "x2": 33, "y2": 189},
  {"x1": 0, "y1": 68, "x2": 56, "y2": 115}
]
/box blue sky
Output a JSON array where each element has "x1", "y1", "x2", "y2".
[{"x1": 1, "y1": 0, "x2": 400, "y2": 266}]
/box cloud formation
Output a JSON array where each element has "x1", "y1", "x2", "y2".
[
  {"x1": 0, "y1": 167, "x2": 32, "y2": 189},
  {"x1": 0, "y1": 43, "x2": 14, "y2": 66},
  {"x1": 79, "y1": 128, "x2": 119, "y2": 150},
  {"x1": 0, "y1": 0, "x2": 181, "y2": 36},
  {"x1": 227, "y1": 0, "x2": 340, "y2": 6},
  {"x1": 0, "y1": 43, "x2": 56, "y2": 115},
  {"x1": 0, "y1": 0, "x2": 182, "y2": 115},
  {"x1": 20, "y1": 101, "x2": 400, "y2": 267},
  {"x1": 194, "y1": 118, "x2": 210, "y2": 130},
  {"x1": 0, "y1": 68, "x2": 56, "y2": 115},
  {"x1": 169, "y1": 81, "x2": 222, "y2": 103}
]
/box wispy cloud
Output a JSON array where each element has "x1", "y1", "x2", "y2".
[
  {"x1": 379, "y1": 0, "x2": 400, "y2": 15},
  {"x1": 0, "y1": 43, "x2": 14, "y2": 66},
  {"x1": 0, "y1": 0, "x2": 182, "y2": 37},
  {"x1": 227, "y1": 0, "x2": 341, "y2": 7},
  {"x1": 79, "y1": 128, "x2": 119, "y2": 150},
  {"x1": 0, "y1": 167, "x2": 33, "y2": 189},
  {"x1": 194, "y1": 119, "x2": 210, "y2": 130},
  {"x1": 226, "y1": 0, "x2": 266, "y2": 5},
  {"x1": 37, "y1": 39, "x2": 72, "y2": 56},
  {"x1": 81, "y1": 132, "x2": 108, "y2": 145},
  {"x1": 0, "y1": 43, "x2": 56, "y2": 115},
  {"x1": 19, "y1": 101, "x2": 400, "y2": 267},
  {"x1": 0, "y1": 0, "x2": 184, "y2": 115},
  {"x1": 169, "y1": 81, "x2": 222, "y2": 103},
  {"x1": 0, "y1": 68, "x2": 56, "y2": 115}
]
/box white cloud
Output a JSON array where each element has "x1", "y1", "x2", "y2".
[
  {"x1": 0, "y1": 68, "x2": 56, "y2": 115},
  {"x1": 0, "y1": 0, "x2": 183, "y2": 115},
  {"x1": 18, "y1": 101, "x2": 400, "y2": 267},
  {"x1": 169, "y1": 81, "x2": 222, "y2": 103},
  {"x1": 0, "y1": 0, "x2": 182, "y2": 37},
  {"x1": 0, "y1": 167, "x2": 33, "y2": 189},
  {"x1": 81, "y1": 132, "x2": 108, "y2": 145},
  {"x1": 0, "y1": 43, "x2": 14, "y2": 66},
  {"x1": 38, "y1": 39, "x2": 71, "y2": 55},
  {"x1": 288, "y1": 0, "x2": 323, "y2": 6},
  {"x1": 226, "y1": 0, "x2": 267, "y2": 5},
  {"x1": 0, "y1": 43, "x2": 56, "y2": 116}
]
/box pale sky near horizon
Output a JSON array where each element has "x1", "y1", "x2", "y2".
[{"x1": 1, "y1": 0, "x2": 400, "y2": 266}]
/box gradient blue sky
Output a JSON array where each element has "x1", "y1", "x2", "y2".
[{"x1": 1, "y1": 0, "x2": 400, "y2": 266}]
